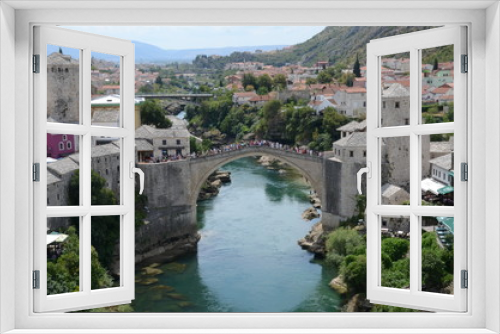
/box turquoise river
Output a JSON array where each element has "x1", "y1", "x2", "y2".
[{"x1": 131, "y1": 157, "x2": 342, "y2": 312}]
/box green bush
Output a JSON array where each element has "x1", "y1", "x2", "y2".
[{"x1": 381, "y1": 237, "x2": 410, "y2": 262}]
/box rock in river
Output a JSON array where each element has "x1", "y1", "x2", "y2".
[{"x1": 301, "y1": 207, "x2": 320, "y2": 220}]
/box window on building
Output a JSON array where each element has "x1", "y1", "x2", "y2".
[
  {"x1": 67, "y1": 141, "x2": 72, "y2": 149},
  {"x1": 62, "y1": 134, "x2": 67, "y2": 140},
  {"x1": 395, "y1": 101, "x2": 400, "y2": 108},
  {"x1": 162, "y1": 140, "x2": 167, "y2": 145},
  {"x1": 176, "y1": 139, "x2": 181, "y2": 145},
  {"x1": 58, "y1": 142, "x2": 64, "y2": 150},
  {"x1": 349, "y1": 151, "x2": 354, "y2": 157}
]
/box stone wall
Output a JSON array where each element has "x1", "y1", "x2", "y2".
[
  {"x1": 135, "y1": 161, "x2": 198, "y2": 262},
  {"x1": 322, "y1": 158, "x2": 365, "y2": 230},
  {"x1": 47, "y1": 63, "x2": 79, "y2": 123}
]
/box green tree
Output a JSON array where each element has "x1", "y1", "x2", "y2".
[
  {"x1": 69, "y1": 170, "x2": 120, "y2": 269},
  {"x1": 322, "y1": 107, "x2": 348, "y2": 141},
  {"x1": 381, "y1": 237, "x2": 410, "y2": 262},
  {"x1": 190, "y1": 136, "x2": 201, "y2": 154},
  {"x1": 201, "y1": 139, "x2": 213, "y2": 151},
  {"x1": 257, "y1": 86, "x2": 269, "y2": 95},
  {"x1": 325, "y1": 227, "x2": 365, "y2": 266},
  {"x1": 341, "y1": 254, "x2": 367, "y2": 292},
  {"x1": 422, "y1": 248, "x2": 446, "y2": 290},
  {"x1": 273, "y1": 74, "x2": 287, "y2": 90},
  {"x1": 433, "y1": 57, "x2": 439, "y2": 70},
  {"x1": 47, "y1": 226, "x2": 114, "y2": 295},
  {"x1": 154, "y1": 75, "x2": 163, "y2": 86},
  {"x1": 309, "y1": 133, "x2": 332, "y2": 151},
  {"x1": 353, "y1": 53, "x2": 361, "y2": 77},
  {"x1": 306, "y1": 77, "x2": 318, "y2": 85},
  {"x1": 140, "y1": 100, "x2": 172, "y2": 129},
  {"x1": 256, "y1": 74, "x2": 273, "y2": 92},
  {"x1": 317, "y1": 71, "x2": 333, "y2": 83},
  {"x1": 242, "y1": 73, "x2": 257, "y2": 90}
]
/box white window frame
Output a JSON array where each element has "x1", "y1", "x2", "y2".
[
  {"x1": 0, "y1": 2, "x2": 498, "y2": 333},
  {"x1": 33, "y1": 26, "x2": 136, "y2": 313},
  {"x1": 365, "y1": 26, "x2": 467, "y2": 312}
]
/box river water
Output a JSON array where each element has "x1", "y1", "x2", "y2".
[{"x1": 131, "y1": 157, "x2": 342, "y2": 312}]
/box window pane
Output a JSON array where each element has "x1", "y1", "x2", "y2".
[
  {"x1": 380, "y1": 52, "x2": 410, "y2": 127},
  {"x1": 47, "y1": 133, "x2": 81, "y2": 206},
  {"x1": 421, "y1": 134, "x2": 454, "y2": 206},
  {"x1": 47, "y1": 217, "x2": 80, "y2": 295},
  {"x1": 91, "y1": 138, "x2": 121, "y2": 205},
  {"x1": 91, "y1": 215, "x2": 121, "y2": 290},
  {"x1": 380, "y1": 216, "x2": 410, "y2": 289},
  {"x1": 421, "y1": 45, "x2": 454, "y2": 124},
  {"x1": 91, "y1": 52, "x2": 121, "y2": 128},
  {"x1": 421, "y1": 216, "x2": 454, "y2": 294},
  {"x1": 381, "y1": 137, "x2": 410, "y2": 205},
  {"x1": 47, "y1": 44, "x2": 80, "y2": 124}
]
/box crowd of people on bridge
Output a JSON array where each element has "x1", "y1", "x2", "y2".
[
  {"x1": 191, "y1": 140, "x2": 323, "y2": 159},
  {"x1": 140, "y1": 140, "x2": 323, "y2": 164}
]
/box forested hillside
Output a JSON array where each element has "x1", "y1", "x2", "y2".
[{"x1": 193, "y1": 26, "x2": 454, "y2": 69}]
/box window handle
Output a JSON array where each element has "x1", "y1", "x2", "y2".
[
  {"x1": 357, "y1": 162, "x2": 371, "y2": 195},
  {"x1": 130, "y1": 162, "x2": 145, "y2": 194}
]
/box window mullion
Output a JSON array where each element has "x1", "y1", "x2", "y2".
[
  {"x1": 409, "y1": 47, "x2": 420, "y2": 295},
  {"x1": 81, "y1": 48, "x2": 92, "y2": 294}
]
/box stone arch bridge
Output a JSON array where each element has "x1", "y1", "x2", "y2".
[
  {"x1": 189, "y1": 146, "x2": 324, "y2": 207},
  {"x1": 135, "y1": 146, "x2": 361, "y2": 262}
]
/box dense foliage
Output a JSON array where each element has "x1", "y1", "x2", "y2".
[
  {"x1": 69, "y1": 170, "x2": 119, "y2": 269},
  {"x1": 47, "y1": 226, "x2": 114, "y2": 295},
  {"x1": 324, "y1": 225, "x2": 454, "y2": 311},
  {"x1": 139, "y1": 99, "x2": 173, "y2": 129}
]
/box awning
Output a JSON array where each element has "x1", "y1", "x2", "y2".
[
  {"x1": 436, "y1": 217, "x2": 454, "y2": 234},
  {"x1": 421, "y1": 178, "x2": 447, "y2": 195},
  {"x1": 437, "y1": 186, "x2": 454, "y2": 195},
  {"x1": 46, "y1": 233, "x2": 68, "y2": 245}
]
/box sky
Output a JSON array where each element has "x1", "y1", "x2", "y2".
[{"x1": 64, "y1": 26, "x2": 326, "y2": 50}]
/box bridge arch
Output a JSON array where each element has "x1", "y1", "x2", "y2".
[{"x1": 188, "y1": 147, "x2": 324, "y2": 207}]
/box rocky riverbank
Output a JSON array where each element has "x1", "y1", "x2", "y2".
[
  {"x1": 297, "y1": 221, "x2": 327, "y2": 257},
  {"x1": 197, "y1": 170, "x2": 232, "y2": 201}
]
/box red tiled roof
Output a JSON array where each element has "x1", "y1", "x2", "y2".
[
  {"x1": 249, "y1": 95, "x2": 272, "y2": 102},
  {"x1": 432, "y1": 87, "x2": 451, "y2": 94},
  {"x1": 438, "y1": 95, "x2": 454, "y2": 101},
  {"x1": 345, "y1": 87, "x2": 367, "y2": 94}
]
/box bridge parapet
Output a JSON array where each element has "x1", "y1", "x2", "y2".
[{"x1": 189, "y1": 146, "x2": 323, "y2": 165}]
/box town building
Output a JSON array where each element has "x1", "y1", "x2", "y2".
[{"x1": 135, "y1": 116, "x2": 191, "y2": 161}]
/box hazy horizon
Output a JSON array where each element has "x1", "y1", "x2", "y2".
[{"x1": 63, "y1": 26, "x2": 326, "y2": 50}]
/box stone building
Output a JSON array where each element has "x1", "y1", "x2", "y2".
[
  {"x1": 46, "y1": 141, "x2": 124, "y2": 229},
  {"x1": 47, "y1": 52, "x2": 79, "y2": 124},
  {"x1": 333, "y1": 87, "x2": 367, "y2": 117},
  {"x1": 135, "y1": 117, "x2": 190, "y2": 160},
  {"x1": 91, "y1": 142, "x2": 121, "y2": 201}
]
